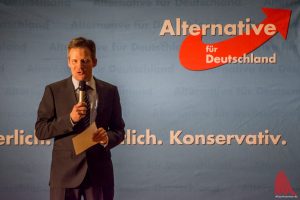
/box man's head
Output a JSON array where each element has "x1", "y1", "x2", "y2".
[{"x1": 67, "y1": 37, "x2": 97, "y2": 81}]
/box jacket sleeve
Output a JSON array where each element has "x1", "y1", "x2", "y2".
[
  {"x1": 35, "y1": 85, "x2": 74, "y2": 140},
  {"x1": 106, "y1": 87, "x2": 125, "y2": 149}
]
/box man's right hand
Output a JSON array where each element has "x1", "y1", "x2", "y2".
[{"x1": 70, "y1": 102, "x2": 87, "y2": 123}]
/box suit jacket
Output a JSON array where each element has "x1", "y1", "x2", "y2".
[{"x1": 35, "y1": 76, "x2": 125, "y2": 189}]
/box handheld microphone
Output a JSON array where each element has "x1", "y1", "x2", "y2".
[{"x1": 78, "y1": 81, "x2": 86, "y2": 103}]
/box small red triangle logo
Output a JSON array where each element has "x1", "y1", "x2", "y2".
[{"x1": 274, "y1": 170, "x2": 298, "y2": 198}]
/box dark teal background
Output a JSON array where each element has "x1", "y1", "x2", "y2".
[{"x1": 0, "y1": 0, "x2": 299, "y2": 199}]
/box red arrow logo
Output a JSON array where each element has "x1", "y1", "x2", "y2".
[{"x1": 179, "y1": 8, "x2": 292, "y2": 71}]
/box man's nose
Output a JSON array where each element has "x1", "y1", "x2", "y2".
[{"x1": 79, "y1": 61, "x2": 86, "y2": 67}]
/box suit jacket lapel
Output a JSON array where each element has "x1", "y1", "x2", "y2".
[{"x1": 66, "y1": 76, "x2": 78, "y2": 106}]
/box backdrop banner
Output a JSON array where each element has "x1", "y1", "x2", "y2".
[{"x1": 0, "y1": 0, "x2": 299, "y2": 199}]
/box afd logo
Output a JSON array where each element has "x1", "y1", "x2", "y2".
[
  {"x1": 179, "y1": 8, "x2": 291, "y2": 71},
  {"x1": 275, "y1": 170, "x2": 298, "y2": 198}
]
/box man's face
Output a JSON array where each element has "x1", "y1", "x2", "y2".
[{"x1": 68, "y1": 47, "x2": 97, "y2": 81}]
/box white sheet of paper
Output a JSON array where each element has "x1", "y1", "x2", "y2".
[{"x1": 72, "y1": 122, "x2": 98, "y2": 155}]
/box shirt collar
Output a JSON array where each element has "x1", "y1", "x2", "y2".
[{"x1": 72, "y1": 76, "x2": 96, "y2": 91}]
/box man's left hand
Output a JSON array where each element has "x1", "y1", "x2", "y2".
[{"x1": 93, "y1": 127, "x2": 109, "y2": 145}]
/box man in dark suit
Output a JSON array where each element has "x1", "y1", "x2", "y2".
[{"x1": 35, "y1": 37, "x2": 125, "y2": 200}]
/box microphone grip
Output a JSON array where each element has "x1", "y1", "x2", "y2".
[{"x1": 79, "y1": 90, "x2": 85, "y2": 103}]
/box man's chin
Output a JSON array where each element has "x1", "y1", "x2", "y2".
[{"x1": 75, "y1": 77, "x2": 84, "y2": 81}]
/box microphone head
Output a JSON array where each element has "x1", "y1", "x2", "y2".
[{"x1": 78, "y1": 81, "x2": 86, "y2": 91}]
